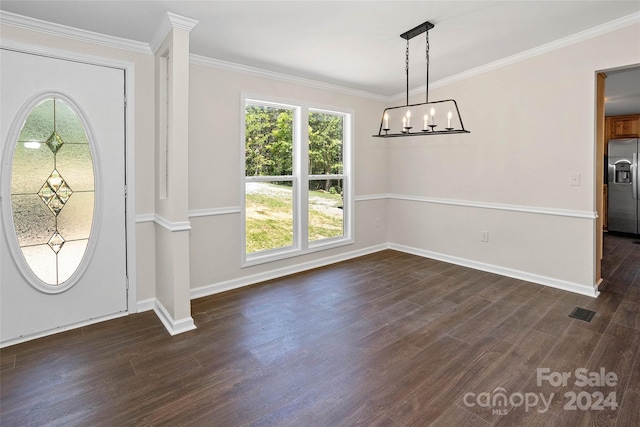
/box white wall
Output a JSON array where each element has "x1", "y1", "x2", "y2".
[{"x1": 387, "y1": 22, "x2": 640, "y2": 295}]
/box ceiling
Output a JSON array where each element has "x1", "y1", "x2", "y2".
[{"x1": 1, "y1": 1, "x2": 639, "y2": 103}]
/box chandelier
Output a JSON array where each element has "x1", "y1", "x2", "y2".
[{"x1": 373, "y1": 21, "x2": 470, "y2": 137}]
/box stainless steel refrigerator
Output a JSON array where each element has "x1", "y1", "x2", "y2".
[{"x1": 608, "y1": 138, "x2": 640, "y2": 234}]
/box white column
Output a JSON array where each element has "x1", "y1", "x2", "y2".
[{"x1": 152, "y1": 12, "x2": 198, "y2": 335}]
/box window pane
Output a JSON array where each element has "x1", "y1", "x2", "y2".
[
  {"x1": 309, "y1": 111, "x2": 343, "y2": 175},
  {"x1": 21, "y1": 245, "x2": 57, "y2": 284},
  {"x1": 246, "y1": 181, "x2": 294, "y2": 253},
  {"x1": 18, "y1": 99, "x2": 54, "y2": 143},
  {"x1": 56, "y1": 144, "x2": 94, "y2": 191},
  {"x1": 11, "y1": 194, "x2": 56, "y2": 247},
  {"x1": 245, "y1": 104, "x2": 293, "y2": 177},
  {"x1": 11, "y1": 97, "x2": 95, "y2": 286},
  {"x1": 54, "y1": 100, "x2": 88, "y2": 144},
  {"x1": 57, "y1": 240, "x2": 89, "y2": 283},
  {"x1": 57, "y1": 192, "x2": 94, "y2": 241},
  {"x1": 11, "y1": 139, "x2": 55, "y2": 194},
  {"x1": 308, "y1": 179, "x2": 344, "y2": 242}
]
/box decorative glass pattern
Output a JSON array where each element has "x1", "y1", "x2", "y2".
[
  {"x1": 45, "y1": 131, "x2": 65, "y2": 154},
  {"x1": 38, "y1": 170, "x2": 73, "y2": 215},
  {"x1": 47, "y1": 232, "x2": 65, "y2": 254},
  {"x1": 11, "y1": 98, "x2": 95, "y2": 286}
]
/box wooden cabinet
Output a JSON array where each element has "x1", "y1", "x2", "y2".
[
  {"x1": 605, "y1": 114, "x2": 640, "y2": 156},
  {"x1": 610, "y1": 114, "x2": 640, "y2": 138}
]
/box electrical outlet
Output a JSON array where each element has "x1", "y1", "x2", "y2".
[
  {"x1": 481, "y1": 231, "x2": 489, "y2": 242},
  {"x1": 570, "y1": 173, "x2": 581, "y2": 186}
]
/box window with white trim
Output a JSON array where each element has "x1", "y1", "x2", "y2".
[{"x1": 242, "y1": 97, "x2": 352, "y2": 265}]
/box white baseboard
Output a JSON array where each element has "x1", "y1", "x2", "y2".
[
  {"x1": 153, "y1": 299, "x2": 197, "y2": 336},
  {"x1": 190, "y1": 241, "x2": 599, "y2": 302},
  {"x1": 389, "y1": 243, "x2": 599, "y2": 298},
  {"x1": 191, "y1": 243, "x2": 388, "y2": 300},
  {"x1": 595, "y1": 277, "x2": 604, "y2": 292},
  {"x1": 136, "y1": 298, "x2": 156, "y2": 313},
  {"x1": 147, "y1": 240, "x2": 599, "y2": 336}
]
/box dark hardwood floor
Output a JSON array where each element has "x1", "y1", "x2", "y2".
[{"x1": 1, "y1": 234, "x2": 640, "y2": 426}]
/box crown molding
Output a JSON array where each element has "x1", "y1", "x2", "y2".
[
  {"x1": 190, "y1": 54, "x2": 387, "y2": 102},
  {"x1": 166, "y1": 11, "x2": 200, "y2": 32},
  {"x1": 1, "y1": 8, "x2": 381, "y2": 101},
  {"x1": 0, "y1": 10, "x2": 152, "y2": 55},
  {"x1": 150, "y1": 11, "x2": 199, "y2": 55},
  {"x1": 3, "y1": 8, "x2": 636, "y2": 103},
  {"x1": 391, "y1": 11, "x2": 640, "y2": 102}
]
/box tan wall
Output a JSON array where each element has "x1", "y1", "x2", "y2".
[
  {"x1": 387, "y1": 22, "x2": 640, "y2": 291},
  {"x1": 187, "y1": 63, "x2": 389, "y2": 291},
  {"x1": 3, "y1": 17, "x2": 638, "y2": 304}
]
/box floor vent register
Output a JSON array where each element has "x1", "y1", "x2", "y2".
[{"x1": 569, "y1": 307, "x2": 596, "y2": 322}]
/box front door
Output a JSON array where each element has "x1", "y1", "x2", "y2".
[{"x1": 0, "y1": 49, "x2": 128, "y2": 345}]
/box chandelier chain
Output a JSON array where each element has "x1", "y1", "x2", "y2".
[
  {"x1": 405, "y1": 39, "x2": 410, "y2": 105},
  {"x1": 405, "y1": 39, "x2": 409, "y2": 74},
  {"x1": 425, "y1": 29, "x2": 430, "y2": 103}
]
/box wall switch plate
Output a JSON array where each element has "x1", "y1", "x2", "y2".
[
  {"x1": 570, "y1": 173, "x2": 581, "y2": 186},
  {"x1": 481, "y1": 231, "x2": 489, "y2": 242}
]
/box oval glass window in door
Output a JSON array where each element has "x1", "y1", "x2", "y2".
[{"x1": 10, "y1": 97, "x2": 95, "y2": 287}]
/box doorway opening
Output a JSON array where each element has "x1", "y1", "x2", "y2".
[{"x1": 595, "y1": 64, "x2": 640, "y2": 286}]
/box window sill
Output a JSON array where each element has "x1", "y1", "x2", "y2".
[{"x1": 242, "y1": 237, "x2": 354, "y2": 268}]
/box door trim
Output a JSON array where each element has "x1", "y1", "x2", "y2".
[
  {"x1": 595, "y1": 72, "x2": 606, "y2": 287},
  {"x1": 0, "y1": 39, "x2": 138, "y2": 316}
]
